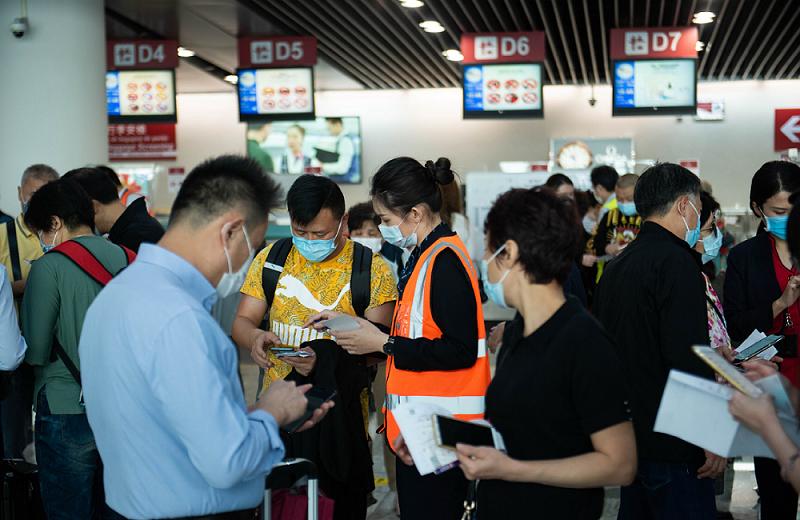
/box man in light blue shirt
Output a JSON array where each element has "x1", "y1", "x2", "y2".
[
  {"x1": 80, "y1": 155, "x2": 332, "y2": 519},
  {"x1": 0, "y1": 265, "x2": 26, "y2": 370}
]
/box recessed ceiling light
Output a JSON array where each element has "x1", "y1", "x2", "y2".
[
  {"x1": 692, "y1": 11, "x2": 716, "y2": 24},
  {"x1": 224, "y1": 74, "x2": 238, "y2": 84},
  {"x1": 425, "y1": 25, "x2": 446, "y2": 33},
  {"x1": 696, "y1": 41, "x2": 705, "y2": 51},
  {"x1": 177, "y1": 46, "x2": 195, "y2": 58},
  {"x1": 419, "y1": 20, "x2": 442, "y2": 29},
  {"x1": 401, "y1": 0, "x2": 424, "y2": 7},
  {"x1": 442, "y1": 49, "x2": 464, "y2": 61}
]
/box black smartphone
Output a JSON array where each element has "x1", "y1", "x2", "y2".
[
  {"x1": 733, "y1": 335, "x2": 783, "y2": 364},
  {"x1": 433, "y1": 415, "x2": 496, "y2": 449},
  {"x1": 282, "y1": 387, "x2": 337, "y2": 433}
]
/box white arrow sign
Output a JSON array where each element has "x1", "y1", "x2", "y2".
[{"x1": 781, "y1": 115, "x2": 800, "y2": 144}]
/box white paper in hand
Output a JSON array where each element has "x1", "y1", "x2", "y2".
[{"x1": 392, "y1": 402, "x2": 458, "y2": 476}]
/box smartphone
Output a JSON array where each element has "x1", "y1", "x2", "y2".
[
  {"x1": 282, "y1": 387, "x2": 337, "y2": 433},
  {"x1": 269, "y1": 346, "x2": 294, "y2": 353},
  {"x1": 321, "y1": 315, "x2": 360, "y2": 332},
  {"x1": 733, "y1": 335, "x2": 783, "y2": 364},
  {"x1": 275, "y1": 350, "x2": 313, "y2": 358},
  {"x1": 432, "y1": 415, "x2": 497, "y2": 450}
]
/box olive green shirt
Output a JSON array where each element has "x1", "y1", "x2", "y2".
[{"x1": 22, "y1": 236, "x2": 131, "y2": 414}]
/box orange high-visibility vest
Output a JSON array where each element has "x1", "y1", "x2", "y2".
[{"x1": 383, "y1": 235, "x2": 490, "y2": 450}]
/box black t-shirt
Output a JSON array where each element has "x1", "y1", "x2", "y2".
[{"x1": 478, "y1": 297, "x2": 631, "y2": 520}]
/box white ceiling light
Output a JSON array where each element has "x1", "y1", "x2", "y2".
[
  {"x1": 224, "y1": 74, "x2": 238, "y2": 84},
  {"x1": 696, "y1": 41, "x2": 705, "y2": 52},
  {"x1": 442, "y1": 49, "x2": 464, "y2": 61},
  {"x1": 692, "y1": 11, "x2": 716, "y2": 24},
  {"x1": 400, "y1": 0, "x2": 424, "y2": 7},
  {"x1": 419, "y1": 21, "x2": 445, "y2": 33},
  {"x1": 177, "y1": 46, "x2": 195, "y2": 58}
]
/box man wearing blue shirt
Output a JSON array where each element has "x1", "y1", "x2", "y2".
[
  {"x1": 80, "y1": 155, "x2": 332, "y2": 520},
  {"x1": 0, "y1": 265, "x2": 26, "y2": 371}
]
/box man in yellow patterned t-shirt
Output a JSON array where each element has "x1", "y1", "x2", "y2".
[{"x1": 232, "y1": 175, "x2": 396, "y2": 519}]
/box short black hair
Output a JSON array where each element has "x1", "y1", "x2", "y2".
[
  {"x1": 750, "y1": 161, "x2": 800, "y2": 210},
  {"x1": 699, "y1": 191, "x2": 720, "y2": 227},
  {"x1": 484, "y1": 187, "x2": 581, "y2": 285},
  {"x1": 634, "y1": 162, "x2": 701, "y2": 219},
  {"x1": 171, "y1": 155, "x2": 282, "y2": 228},
  {"x1": 545, "y1": 173, "x2": 574, "y2": 190},
  {"x1": 62, "y1": 167, "x2": 120, "y2": 204},
  {"x1": 590, "y1": 165, "x2": 619, "y2": 192},
  {"x1": 24, "y1": 178, "x2": 95, "y2": 233},
  {"x1": 287, "y1": 174, "x2": 345, "y2": 226},
  {"x1": 371, "y1": 157, "x2": 455, "y2": 215},
  {"x1": 575, "y1": 190, "x2": 599, "y2": 217},
  {"x1": 348, "y1": 202, "x2": 379, "y2": 233},
  {"x1": 96, "y1": 165, "x2": 122, "y2": 188}
]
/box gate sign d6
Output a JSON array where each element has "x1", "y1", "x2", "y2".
[
  {"x1": 460, "y1": 32, "x2": 546, "y2": 64},
  {"x1": 238, "y1": 36, "x2": 317, "y2": 68},
  {"x1": 610, "y1": 27, "x2": 698, "y2": 59},
  {"x1": 106, "y1": 40, "x2": 178, "y2": 70}
]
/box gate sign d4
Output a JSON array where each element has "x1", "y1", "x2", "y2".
[
  {"x1": 460, "y1": 32, "x2": 546, "y2": 64},
  {"x1": 106, "y1": 40, "x2": 179, "y2": 69},
  {"x1": 775, "y1": 109, "x2": 800, "y2": 151},
  {"x1": 610, "y1": 27, "x2": 698, "y2": 59}
]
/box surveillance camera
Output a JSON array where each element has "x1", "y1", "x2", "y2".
[
  {"x1": 588, "y1": 97, "x2": 597, "y2": 107},
  {"x1": 10, "y1": 17, "x2": 28, "y2": 39}
]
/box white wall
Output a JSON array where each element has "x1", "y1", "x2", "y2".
[{"x1": 126, "y1": 79, "x2": 800, "y2": 211}]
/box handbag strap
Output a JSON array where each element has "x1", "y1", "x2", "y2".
[{"x1": 461, "y1": 480, "x2": 478, "y2": 520}]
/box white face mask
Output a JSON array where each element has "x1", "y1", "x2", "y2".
[
  {"x1": 352, "y1": 237, "x2": 382, "y2": 254},
  {"x1": 216, "y1": 224, "x2": 255, "y2": 298},
  {"x1": 582, "y1": 215, "x2": 597, "y2": 234}
]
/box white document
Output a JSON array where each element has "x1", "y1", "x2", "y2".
[
  {"x1": 735, "y1": 330, "x2": 778, "y2": 361},
  {"x1": 392, "y1": 402, "x2": 459, "y2": 476},
  {"x1": 654, "y1": 370, "x2": 800, "y2": 458}
]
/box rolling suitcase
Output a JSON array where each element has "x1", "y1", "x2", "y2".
[
  {"x1": 264, "y1": 458, "x2": 333, "y2": 520},
  {"x1": 0, "y1": 459, "x2": 45, "y2": 520}
]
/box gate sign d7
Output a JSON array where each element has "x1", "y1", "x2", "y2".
[
  {"x1": 106, "y1": 40, "x2": 179, "y2": 70},
  {"x1": 238, "y1": 36, "x2": 317, "y2": 68},
  {"x1": 610, "y1": 27, "x2": 698, "y2": 59},
  {"x1": 460, "y1": 32, "x2": 546, "y2": 64}
]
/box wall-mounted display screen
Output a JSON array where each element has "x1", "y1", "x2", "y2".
[
  {"x1": 613, "y1": 59, "x2": 697, "y2": 116},
  {"x1": 107, "y1": 70, "x2": 177, "y2": 123},
  {"x1": 463, "y1": 63, "x2": 543, "y2": 119},
  {"x1": 246, "y1": 116, "x2": 362, "y2": 185},
  {"x1": 237, "y1": 67, "x2": 315, "y2": 122}
]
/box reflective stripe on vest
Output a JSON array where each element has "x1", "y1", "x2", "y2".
[{"x1": 385, "y1": 394, "x2": 485, "y2": 416}]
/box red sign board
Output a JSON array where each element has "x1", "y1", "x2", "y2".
[
  {"x1": 107, "y1": 40, "x2": 178, "y2": 70},
  {"x1": 610, "y1": 27, "x2": 698, "y2": 60},
  {"x1": 108, "y1": 123, "x2": 177, "y2": 161},
  {"x1": 460, "y1": 32, "x2": 546, "y2": 64},
  {"x1": 775, "y1": 109, "x2": 800, "y2": 151},
  {"x1": 238, "y1": 36, "x2": 317, "y2": 68}
]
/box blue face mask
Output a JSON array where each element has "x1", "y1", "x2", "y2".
[
  {"x1": 618, "y1": 201, "x2": 637, "y2": 217},
  {"x1": 38, "y1": 231, "x2": 58, "y2": 254},
  {"x1": 682, "y1": 200, "x2": 701, "y2": 248},
  {"x1": 701, "y1": 227, "x2": 723, "y2": 265},
  {"x1": 765, "y1": 214, "x2": 789, "y2": 241},
  {"x1": 480, "y1": 244, "x2": 511, "y2": 309},
  {"x1": 21, "y1": 201, "x2": 29, "y2": 215},
  {"x1": 292, "y1": 219, "x2": 343, "y2": 263},
  {"x1": 378, "y1": 214, "x2": 420, "y2": 249}
]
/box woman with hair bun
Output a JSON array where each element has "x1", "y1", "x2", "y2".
[{"x1": 308, "y1": 157, "x2": 490, "y2": 519}]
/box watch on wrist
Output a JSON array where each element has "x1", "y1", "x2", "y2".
[{"x1": 383, "y1": 336, "x2": 396, "y2": 356}]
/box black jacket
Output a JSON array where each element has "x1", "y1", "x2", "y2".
[
  {"x1": 724, "y1": 231, "x2": 797, "y2": 356},
  {"x1": 594, "y1": 222, "x2": 713, "y2": 465},
  {"x1": 108, "y1": 198, "x2": 165, "y2": 252}
]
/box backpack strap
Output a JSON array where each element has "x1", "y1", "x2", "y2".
[
  {"x1": 261, "y1": 238, "x2": 293, "y2": 309},
  {"x1": 350, "y1": 241, "x2": 373, "y2": 318},
  {"x1": 6, "y1": 220, "x2": 21, "y2": 282}
]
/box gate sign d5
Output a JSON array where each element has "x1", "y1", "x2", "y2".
[
  {"x1": 238, "y1": 36, "x2": 317, "y2": 68},
  {"x1": 610, "y1": 27, "x2": 698, "y2": 59},
  {"x1": 106, "y1": 40, "x2": 178, "y2": 70},
  {"x1": 775, "y1": 109, "x2": 800, "y2": 151},
  {"x1": 460, "y1": 32, "x2": 546, "y2": 64}
]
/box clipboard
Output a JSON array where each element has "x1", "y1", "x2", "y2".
[
  {"x1": 692, "y1": 346, "x2": 764, "y2": 398},
  {"x1": 314, "y1": 148, "x2": 340, "y2": 163}
]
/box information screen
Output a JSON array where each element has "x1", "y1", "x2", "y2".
[
  {"x1": 613, "y1": 59, "x2": 696, "y2": 116},
  {"x1": 106, "y1": 70, "x2": 177, "y2": 123},
  {"x1": 238, "y1": 67, "x2": 315, "y2": 122},
  {"x1": 463, "y1": 63, "x2": 543, "y2": 119}
]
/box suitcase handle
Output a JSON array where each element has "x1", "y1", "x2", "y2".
[{"x1": 263, "y1": 458, "x2": 319, "y2": 520}]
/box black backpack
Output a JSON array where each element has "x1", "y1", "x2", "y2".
[{"x1": 260, "y1": 238, "x2": 373, "y2": 320}]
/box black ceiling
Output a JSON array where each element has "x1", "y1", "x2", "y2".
[{"x1": 106, "y1": 0, "x2": 800, "y2": 89}]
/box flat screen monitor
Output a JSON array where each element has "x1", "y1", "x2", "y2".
[
  {"x1": 246, "y1": 116, "x2": 362, "y2": 185},
  {"x1": 463, "y1": 63, "x2": 543, "y2": 119},
  {"x1": 613, "y1": 59, "x2": 697, "y2": 116},
  {"x1": 107, "y1": 70, "x2": 177, "y2": 123},
  {"x1": 237, "y1": 67, "x2": 315, "y2": 122}
]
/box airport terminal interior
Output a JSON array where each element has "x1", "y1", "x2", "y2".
[{"x1": 2, "y1": 0, "x2": 800, "y2": 519}]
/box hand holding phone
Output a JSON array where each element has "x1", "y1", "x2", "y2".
[{"x1": 282, "y1": 387, "x2": 337, "y2": 433}]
